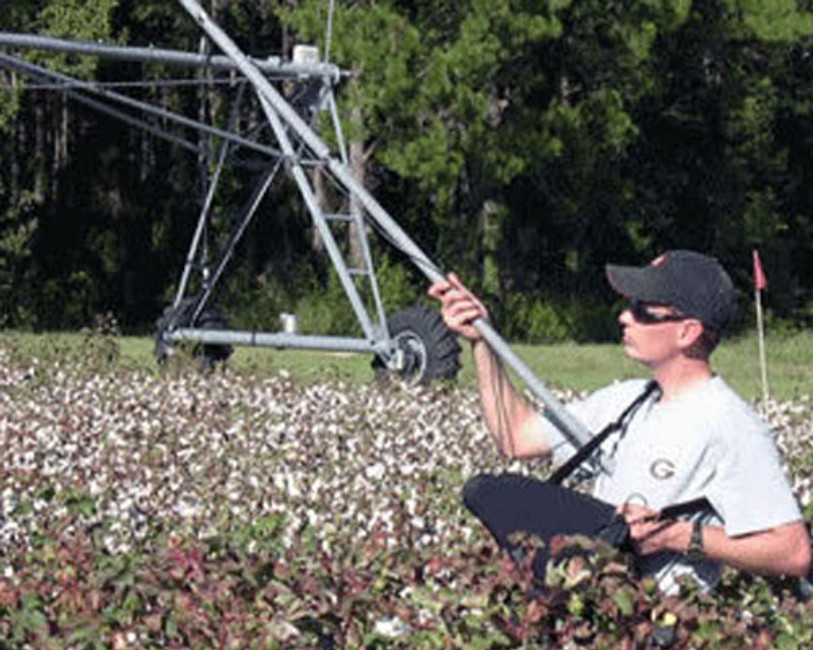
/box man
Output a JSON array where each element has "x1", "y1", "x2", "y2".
[{"x1": 429, "y1": 250, "x2": 810, "y2": 593}]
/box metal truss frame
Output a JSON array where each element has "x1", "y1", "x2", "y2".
[{"x1": 0, "y1": 3, "x2": 606, "y2": 472}]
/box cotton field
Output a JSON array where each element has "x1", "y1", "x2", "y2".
[
  {"x1": 0, "y1": 347, "x2": 518, "y2": 559},
  {"x1": 1, "y1": 343, "x2": 812, "y2": 647}
]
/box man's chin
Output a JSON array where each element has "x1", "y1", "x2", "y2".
[{"x1": 622, "y1": 344, "x2": 652, "y2": 367}]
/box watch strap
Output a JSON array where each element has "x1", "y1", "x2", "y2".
[{"x1": 687, "y1": 519, "x2": 704, "y2": 560}]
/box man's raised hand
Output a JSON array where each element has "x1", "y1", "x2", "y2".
[{"x1": 428, "y1": 273, "x2": 490, "y2": 343}]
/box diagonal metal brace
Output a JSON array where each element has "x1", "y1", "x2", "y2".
[{"x1": 176, "y1": 0, "x2": 610, "y2": 474}]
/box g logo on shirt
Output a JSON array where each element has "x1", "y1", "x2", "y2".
[{"x1": 649, "y1": 459, "x2": 676, "y2": 480}]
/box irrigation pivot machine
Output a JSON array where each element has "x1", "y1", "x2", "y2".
[
  {"x1": 0, "y1": 3, "x2": 462, "y2": 385},
  {"x1": 0, "y1": 0, "x2": 611, "y2": 472}
]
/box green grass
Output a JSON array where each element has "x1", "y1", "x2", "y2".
[
  {"x1": 504, "y1": 333, "x2": 813, "y2": 400},
  {"x1": 2, "y1": 329, "x2": 812, "y2": 401}
]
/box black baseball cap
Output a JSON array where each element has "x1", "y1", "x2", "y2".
[{"x1": 606, "y1": 250, "x2": 737, "y2": 332}]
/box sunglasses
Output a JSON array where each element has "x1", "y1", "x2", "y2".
[{"x1": 628, "y1": 298, "x2": 686, "y2": 325}]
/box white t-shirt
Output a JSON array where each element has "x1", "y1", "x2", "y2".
[{"x1": 544, "y1": 376, "x2": 802, "y2": 593}]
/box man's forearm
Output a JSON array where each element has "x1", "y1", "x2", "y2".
[
  {"x1": 697, "y1": 521, "x2": 811, "y2": 577},
  {"x1": 643, "y1": 519, "x2": 812, "y2": 577},
  {"x1": 471, "y1": 340, "x2": 548, "y2": 459}
]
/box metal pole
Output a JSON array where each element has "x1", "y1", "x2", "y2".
[
  {"x1": 0, "y1": 31, "x2": 344, "y2": 80},
  {"x1": 174, "y1": 138, "x2": 232, "y2": 308},
  {"x1": 0, "y1": 53, "x2": 200, "y2": 154},
  {"x1": 174, "y1": 82, "x2": 248, "y2": 308},
  {"x1": 168, "y1": 328, "x2": 382, "y2": 354},
  {"x1": 0, "y1": 53, "x2": 285, "y2": 160},
  {"x1": 190, "y1": 157, "x2": 284, "y2": 324},
  {"x1": 258, "y1": 95, "x2": 379, "y2": 339},
  {"x1": 326, "y1": 90, "x2": 349, "y2": 165},
  {"x1": 176, "y1": 0, "x2": 605, "y2": 467},
  {"x1": 324, "y1": 0, "x2": 337, "y2": 64},
  {"x1": 755, "y1": 287, "x2": 770, "y2": 404}
]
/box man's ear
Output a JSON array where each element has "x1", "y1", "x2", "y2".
[{"x1": 677, "y1": 319, "x2": 705, "y2": 351}]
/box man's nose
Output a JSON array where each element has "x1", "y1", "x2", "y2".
[{"x1": 618, "y1": 308, "x2": 633, "y2": 326}]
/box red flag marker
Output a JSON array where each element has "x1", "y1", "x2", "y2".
[{"x1": 753, "y1": 249, "x2": 767, "y2": 291}]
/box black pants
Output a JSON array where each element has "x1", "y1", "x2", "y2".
[{"x1": 462, "y1": 472, "x2": 626, "y2": 580}]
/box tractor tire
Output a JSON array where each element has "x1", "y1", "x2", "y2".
[
  {"x1": 373, "y1": 304, "x2": 461, "y2": 386},
  {"x1": 155, "y1": 296, "x2": 233, "y2": 371}
]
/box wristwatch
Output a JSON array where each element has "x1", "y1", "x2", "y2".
[{"x1": 687, "y1": 519, "x2": 704, "y2": 561}]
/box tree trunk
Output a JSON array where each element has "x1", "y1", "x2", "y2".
[
  {"x1": 140, "y1": 117, "x2": 151, "y2": 183},
  {"x1": 311, "y1": 166, "x2": 327, "y2": 254},
  {"x1": 348, "y1": 104, "x2": 366, "y2": 269},
  {"x1": 34, "y1": 99, "x2": 47, "y2": 205},
  {"x1": 480, "y1": 199, "x2": 505, "y2": 300},
  {"x1": 10, "y1": 72, "x2": 20, "y2": 206},
  {"x1": 51, "y1": 91, "x2": 69, "y2": 198}
]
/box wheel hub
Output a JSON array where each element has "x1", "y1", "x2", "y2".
[{"x1": 393, "y1": 330, "x2": 428, "y2": 385}]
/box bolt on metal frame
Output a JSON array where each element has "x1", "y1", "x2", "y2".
[{"x1": 0, "y1": 4, "x2": 611, "y2": 474}]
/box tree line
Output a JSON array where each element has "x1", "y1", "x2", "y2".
[{"x1": 1, "y1": 0, "x2": 812, "y2": 341}]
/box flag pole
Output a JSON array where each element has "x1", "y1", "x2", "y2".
[
  {"x1": 755, "y1": 285, "x2": 769, "y2": 404},
  {"x1": 752, "y1": 249, "x2": 769, "y2": 404}
]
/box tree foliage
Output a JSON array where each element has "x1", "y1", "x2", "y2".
[{"x1": 1, "y1": 0, "x2": 813, "y2": 336}]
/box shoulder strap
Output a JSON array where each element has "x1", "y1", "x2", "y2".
[{"x1": 549, "y1": 380, "x2": 660, "y2": 485}]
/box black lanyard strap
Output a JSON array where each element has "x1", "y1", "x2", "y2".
[
  {"x1": 549, "y1": 380, "x2": 660, "y2": 485},
  {"x1": 657, "y1": 497, "x2": 712, "y2": 521}
]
